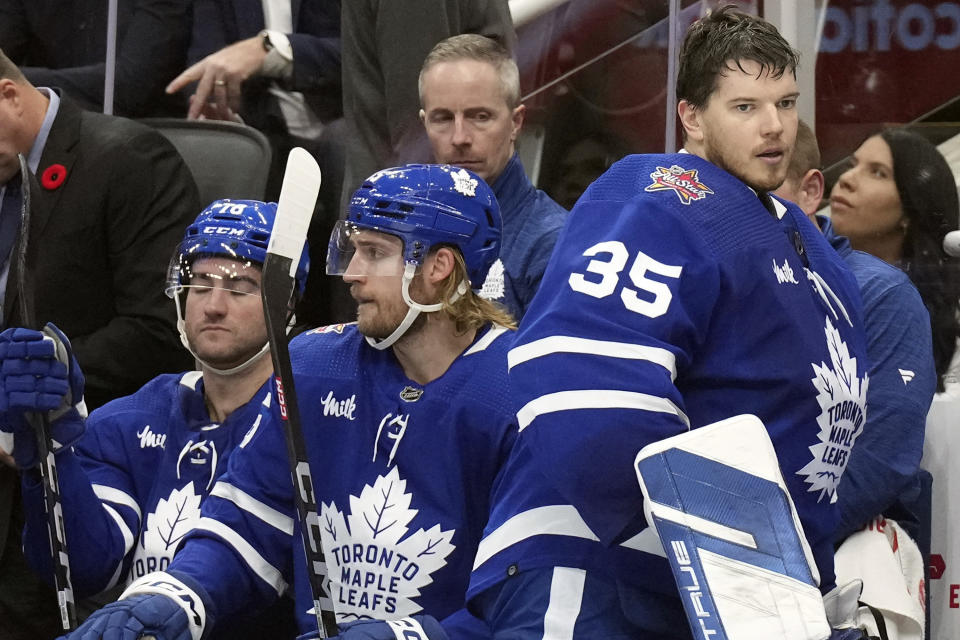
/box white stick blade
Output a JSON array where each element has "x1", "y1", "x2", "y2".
[{"x1": 269, "y1": 148, "x2": 322, "y2": 275}]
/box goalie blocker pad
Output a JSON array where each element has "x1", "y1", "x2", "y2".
[{"x1": 635, "y1": 414, "x2": 831, "y2": 640}]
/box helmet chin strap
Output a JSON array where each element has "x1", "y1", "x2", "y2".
[
  {"x1": 365, "y1": 262, "x2": 468, "y2": 351},
  {"x1": 173, "y1": 291, "x2": 274, "y2": 376}
]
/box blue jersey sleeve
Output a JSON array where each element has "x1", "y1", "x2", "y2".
[
  {"x1": 836, "y1": 265, "x2": 936, "y2": 539},
  {"x1": 21, "y1": 408, "x2": 147, "y2": 596},
  {"x1": 168, "y1": 390, "x2": 296, "y2": 624},
  {"x1": 511, "y1": 193, "x2": 721, "y2": 545}
]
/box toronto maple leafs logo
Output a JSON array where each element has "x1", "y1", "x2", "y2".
[
  {"x1": 644, "y1": 165, "x2": 714, "y2": 204},
  {"x1": 796, "y1": 317, "x2": 869, "y2": 503},
  {"x1": 129, "y1": 484, "x2": 202, "y2": 581},
  {"x1": 479, "y1": 258, "x2": 505, "y2": 301},
  {"x1": 451, "y1": 168, "x2": 478, "y2": 197},
  {"x1": 319, "y1": 467, "x2": 455, "y2": 622}
]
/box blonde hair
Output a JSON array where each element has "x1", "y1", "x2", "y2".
[
  {"x1": 419, "y1": 34, "x2": 520, "y2": 108},
  {"x1": 438, "y1": 250, "x2": 516, "y2": 333}
]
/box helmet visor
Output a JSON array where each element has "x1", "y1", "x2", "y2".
[
  {"x1": 326, "y1": 221, "x2": 406, "y2": 277},
  {"x1": 166, "y1": 242, "x2": 262, "y2": 299}
]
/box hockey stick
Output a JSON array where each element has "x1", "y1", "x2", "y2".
[
  {"x1": 260, "y1": 148, "x2": 338, "y2": 638},
  {"x1": 12, "y1": 154, "x2": 77, "y2": 630}
]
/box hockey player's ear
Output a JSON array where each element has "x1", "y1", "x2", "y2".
[
  {"x1": 797, "y1": 168, "x2": 825, "y2": 215},
  {"x1": 423, "y1": 247, "x2": 457, "y2": 287},
  {"x1": 677, "y1": 99, "x2": 703, "y2": 143},
  {"x1": 509, "y1": 104, "x2": 526, "y2": 143},
  {"x1": 419, "y1": 108, "x2": 426, "y2": 125}
]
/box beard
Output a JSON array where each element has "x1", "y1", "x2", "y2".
[
  {"x1": 702, "y1": 135, "x2": 790, "y2": 194},
  {"x1": 354, "y1": 276, "x2": 431, "y2": 340}
]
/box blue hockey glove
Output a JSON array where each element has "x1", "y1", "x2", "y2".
[
  {"x1": 58, "y1": 594, "x2": 192, "y2": 640},
  {"x1": 827, "y1": 630, "x2": 867, "y2": 640},
  {"x1": 296, "y1": 616, "x2": 448, "y2": 640},
  {"x1": 0, "y1": 324, "x2": 87, "y2": 468}
]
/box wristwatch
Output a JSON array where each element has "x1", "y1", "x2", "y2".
[
  {"x1": 259, "y1": 29, "x2": 293, "y2": 63},
  {"x1": 258, "y1": 29, "x2": 294, "y2": 78}
]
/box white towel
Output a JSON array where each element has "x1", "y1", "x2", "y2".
[{"x1": 835, "y1": 516, "x2": 926, "y2": 640}]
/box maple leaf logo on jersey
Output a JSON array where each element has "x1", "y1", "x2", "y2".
[
  {"x1": 644, "y1": 165, "x2": 714, "y2": 204},
  {"x1": 319, "y1": 467, "x2": 455, "y2": 623},
  {"x1": 796, "y1": 317, "x2": 869, "y2": 503},
  {"x1": 451, "y1": 168, "x2": 478, "y2": 197},
  {"x1": 479, "y1": 258, "x2": 505, "y2": 301},
  {"x1": 130, "y1": 483, "x2": 202, "y2": 581}
]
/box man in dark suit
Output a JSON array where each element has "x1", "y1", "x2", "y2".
[
  {"x1": 0, "y1": 0, "x2": 193, "y2": 117},
  {"x1": 168, "y1": 0, "x2": 341, "y2": 196},
  {"x1": 0, "y1": 50, "x2": 197, "y2": 639}
]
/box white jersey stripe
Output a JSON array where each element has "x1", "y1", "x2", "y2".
[
  {"x1": 385, "y1": 618, "x2": 428, "y2": 639},
  {"x1": 193, "y1": 517, "x2": 288, "y2": 595},
  {"x1": 464, "y1": 324, "x2": 511, "y2": 356},
  {"x1": 180, "y1": 370, "x2": 203, "y2": 390},
  {"x1": 101, "y1": 503, "x2": 136, "y2": 556},
  {"x1": 474, "y1": 505, "x2": 599, "y2": 570},
  {"x1": 517, "y1": 390, "x2": 690, "y2": 432},
  {"x1": 93, "y1": 484, "x2": 142, "y2": 523},
  {"x1": 509, "y1": 336, "x2": 677, "y2": 380},
  {"x1": 542, "y1": 567, "x2": 586, "y2": 640},
  {"x1": 100, "y1": 502, "x2": 135, "y2": 590},
  {"x1": 210, "y1": 482, "x2": 294, "y2": 535}
]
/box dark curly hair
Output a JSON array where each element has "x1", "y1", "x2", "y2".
[
  {"x1": 880, "y1": 128, "x2": 960, "y2": 390},
  {"x1": 677, "y1": 4, "x2": 799, "y2": 108}
]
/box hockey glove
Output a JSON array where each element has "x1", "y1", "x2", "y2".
[
  {"x1": 827, "y1": 630, "x2": 868, "y2": 640},
  {"x1": 0, "y1": 324, "x2": 87, "y2": 468},
  {"x1": 58, "y1": 594, "x2": 193, "y2": 640},
  {"x1": 296, "y1": 616, "x2": 448, "y2": 640}
]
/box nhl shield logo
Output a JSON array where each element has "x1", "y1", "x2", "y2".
[
  {"x1": 644, "y1": 165, "x2": 714, "y2": 205},
  {"x1": 399, "y1": 386, "x2": 423, "y2": 402}
]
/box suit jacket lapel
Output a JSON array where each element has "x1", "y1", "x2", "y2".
[{"x1": 33, "y1": 94, "x2": 82, "y2": 243}]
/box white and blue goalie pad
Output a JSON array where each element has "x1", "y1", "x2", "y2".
[{"x1": 635, "y1": 415, "x2": 831, "y2": 640}]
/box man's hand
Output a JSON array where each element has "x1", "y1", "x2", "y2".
[
  {"x1": 0, "y1": 324, "x2": 87, "y2": 468},
  {"x1": 165, "y1": 37, "x2": 266, "y2": 120}
]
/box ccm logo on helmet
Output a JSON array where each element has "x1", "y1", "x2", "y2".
[{"x1": 202, "y1": 226, "x2": 246, "y2": 236}]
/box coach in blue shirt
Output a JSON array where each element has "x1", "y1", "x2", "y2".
[{"x1": 418, "y1": 34, "x2": 568, "y2": 321}]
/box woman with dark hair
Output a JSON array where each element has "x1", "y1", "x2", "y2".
[{"x1": 830, "y1": 128, "x2": 960, "y2": 391}]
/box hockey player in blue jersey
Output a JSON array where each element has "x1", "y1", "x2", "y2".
[
  {"x1": 465, "y1": 7, "x2": 870, "y2": 640},
  {"x1": 0, "y1": 199, "x2": 308, "y2": 638},
  {"x1": 58, "y1": 164, "x2": 518, "y2": 640}
]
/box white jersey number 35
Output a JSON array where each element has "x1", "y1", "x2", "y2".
[{"x1": 568, "y1": 240, "x2": 682, "y2": 318}]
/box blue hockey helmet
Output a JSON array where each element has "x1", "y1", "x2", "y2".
[
  {"x1": 166, "y1": 199, "x2": 310, "y2": 298},
  {"x1": 327, "y1": 164, "x2": 501, "y2": 288}
]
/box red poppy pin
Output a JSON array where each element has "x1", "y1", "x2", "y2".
[{"x1": 41, "y1": 164, "x2": 67, "y2": 190}]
